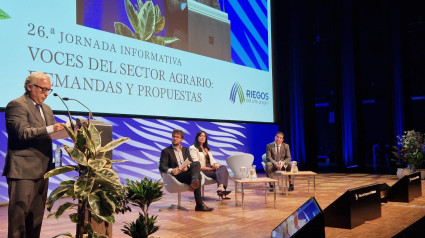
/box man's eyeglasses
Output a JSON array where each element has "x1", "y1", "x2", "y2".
[{"x1": 33, "y1": 84, "x2": 53, "y2": 93}]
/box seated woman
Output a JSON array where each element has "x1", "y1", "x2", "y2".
[{"x1": 189, "y1": 130, "x2": 231, "y2": 199}]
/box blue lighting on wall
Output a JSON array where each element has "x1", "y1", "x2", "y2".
[
  {"x1": 411, "y1": 96, "x2": 425, "y2": 101},
  {"x1": 362, "y1": 99, "x2": 375, "y2": 104},
  {"x1": 340, "y1": 0, "x2": 356, "y2": 167},
  {"x1": 315, "y1": 102, "x2": 329, "y2": 107}
]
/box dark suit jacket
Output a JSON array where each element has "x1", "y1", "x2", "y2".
[
  {"x1": 159, "y1": 145, "x2": 193, "y2": 173},
  {"x1": 266, "y1": 142, "x2": 292, "y2": 166},
  {"x1": 3, "y1": 94, "x2": 56, "y2": 179}
]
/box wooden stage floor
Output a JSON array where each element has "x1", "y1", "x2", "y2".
[{"x1": 1, "y1": 173, "x2": 424, "y2": 237}]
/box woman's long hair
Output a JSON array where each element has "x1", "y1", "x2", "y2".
[{"x1": 194, "y1": 130, "x2": 210, "y2": 152}]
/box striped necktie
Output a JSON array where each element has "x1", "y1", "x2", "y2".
[
  {"x1": 35, "y1": 104, "x2": 46, "y2": 122},
  {"x1": 276, "y1": 145, "x2": 280, "y2": 162}
]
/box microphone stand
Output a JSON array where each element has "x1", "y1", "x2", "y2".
[
  {"x1": 53, "y1": 93, "x2": 75, "y2": 131},
  {"x1": 63, "y1": 97, "x2": 93, "y2": 125}
]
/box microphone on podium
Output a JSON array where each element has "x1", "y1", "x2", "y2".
[
  {"x1": 63, "y1": 97, "x2": 93, "y2": 121},
  {"x1": 53, "y1": 93, "x2": 75, "y2": 131}
]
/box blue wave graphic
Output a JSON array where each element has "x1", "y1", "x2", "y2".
[{"x1": 227, "y1": 0, "x2": 269, "y2": 70}]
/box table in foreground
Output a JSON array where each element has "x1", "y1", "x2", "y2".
[
  {"x1": 273, "y1": 171, "x2": 317, "y2": 196},
  {"x1": 234, "y1": 177, "x2": 278, "y2": 209}
]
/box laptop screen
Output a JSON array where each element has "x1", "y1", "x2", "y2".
[{"x1": 271, "y1": 197, "x2": 323, "y2": 238}]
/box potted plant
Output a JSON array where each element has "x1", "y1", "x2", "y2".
[
  {"x1": 44, "y1": 123, "x2": 130, "y2": 238},
  {"x1": 122, "y1": 178, "x2": 164, "y2": 238},
  {"x1": 392, "y1": 130, "x2": 425, "y2": 178}
]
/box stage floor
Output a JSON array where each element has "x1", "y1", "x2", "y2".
[{"x1": 1, "y1": 173, "x2": 424, "y2": 237}]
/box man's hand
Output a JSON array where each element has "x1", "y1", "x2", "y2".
[
  {"x1": 181, "y1": 166, "x2": 188, "y2": 172},
  {"x1": 212, "y1": 163, "x2": 220, "y2": 169},
  {"x1": 202, "y1": 166, "x2": 214, "y2": 171},
  {"x1": 172, "y1": 168, "x2": 181, "y2": 175},
  {"x1": 53, "y1": 123, "x2": 65, "y2": 132},
  {"x1": 275, "y1": 164, "x2": 283, "y2": 170}
]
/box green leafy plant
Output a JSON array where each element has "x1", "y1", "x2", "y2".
[
  {"x1": 392, "y1": 130, "x2": 425, "y2": 170},
  {"x1": 114, "y1": 0, "x2": 179, "y2": 45},
  {"x1": 121, "y1": 178, "x2": 164, "y2": 238},
  {"x1": 122, "y1": 213, "x2": 159, "y2": 238},
  {"x1": 0, "y1": 9, "x2": 11, "y2": 20},
  {"x1": 44, "y1": 123, "x2": 130, "y2": 238}
]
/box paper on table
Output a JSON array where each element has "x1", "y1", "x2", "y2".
[
  {"x1": 65, "y1": 120, "x2": 73, "y2": 128},
  {"x1": 179, "y1": 159, "x2": 192, "y2": 169}
]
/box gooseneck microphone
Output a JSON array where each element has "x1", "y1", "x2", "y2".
[
  {"x1": 53, "y1": 93, "x2": 75, "y2": 131},
  {"x1": 63, "y1": 97, "x2": 93, "y2": 121}
]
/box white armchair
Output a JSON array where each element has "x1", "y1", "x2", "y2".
[
  {"x1": 201, "y1": 172, "x2": 217, "y2": 197},
  {"x1": 160, "y1": 171, "x2": 206, "y2": 211},
  {"x1": 261, "y1": 153, "x2": 267, "y2": 173},
  {"x1": 226, "y1": 153, "x2": 254, "y2": 179}
]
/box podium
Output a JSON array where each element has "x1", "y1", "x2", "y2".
[
  {"x1": 324, "y1": 184, "x2": 381, "y2": 229},
  {"x1": 386, "y1": 172, "x2": 422, "y2": 202}
]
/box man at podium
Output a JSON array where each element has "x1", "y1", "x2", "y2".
[{"x1": 3, "y1": 72, "x2": 64, "y2": 238}]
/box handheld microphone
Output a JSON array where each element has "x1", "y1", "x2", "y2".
[
  {"x1": 63, "y1": 97, "x2": 93, "y2": 121},
  {"x1": 53, "y1": 93, "x2": 75, "y2": 131}
]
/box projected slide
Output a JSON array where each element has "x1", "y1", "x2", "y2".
[{"x1": 0, "y1": 0, "x2": 273, "y2": 122}]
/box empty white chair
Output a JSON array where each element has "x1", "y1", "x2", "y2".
[
  {"x1": 226, "y1": 153, "x2": 254, "y2": 179},
  {"x1": 261, "y1": 153, "x2": 267, "y2": 173}
]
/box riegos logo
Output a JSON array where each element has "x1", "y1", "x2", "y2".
[
  {"x1": 229, "y1": 82, "x2": 270, "y2": 105},
  {"x1": 229, "y1": 82, "x2": 245, "y2": 104}
]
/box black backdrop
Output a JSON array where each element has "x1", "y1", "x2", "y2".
[{"x1": 272, "y1": 0, "x2": 425, "y2": 173}]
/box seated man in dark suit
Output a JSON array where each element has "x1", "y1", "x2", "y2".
[
  {"x1": 159, "y1": 129, "x2": 213, "y2": 211},
  {"x1": 265, "y1": 131, "x2": 295, "y2": 191}
]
